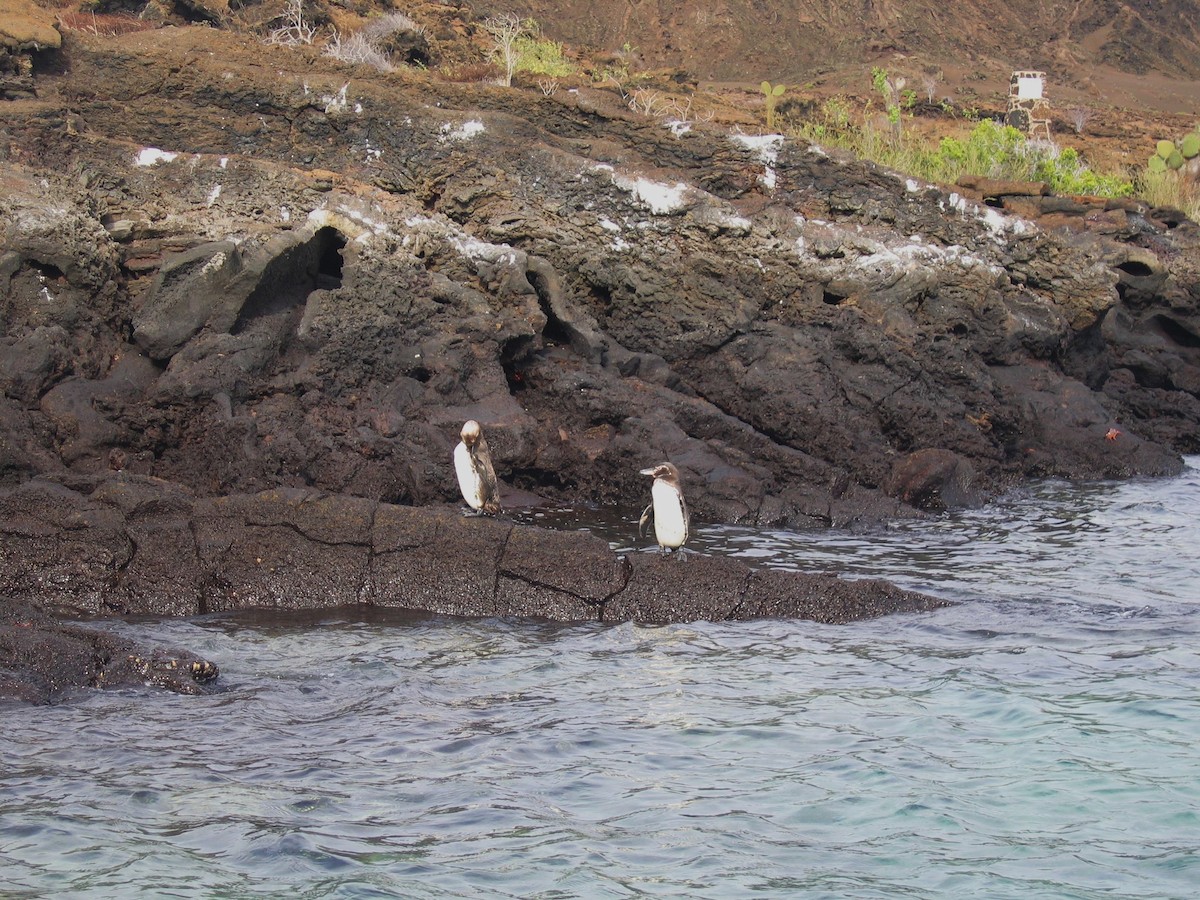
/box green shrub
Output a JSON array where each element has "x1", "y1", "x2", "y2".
[
  {"x1": 792, "y1": 112, "x2": 1135, "y2": 201},
  {"x1": 1034, "y1": 147, "x2": 1134, "y2": 197},
  {"x1": 514, "y1": 23, "x2": 575, "y2": 78}
]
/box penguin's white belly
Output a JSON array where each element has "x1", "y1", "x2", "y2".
[
  {"x1": 651, "y1": 480, "x2": 687, "y2": 548},
  {"x1": 454, "y1": 442, "x2": 484, "y2": 509}
]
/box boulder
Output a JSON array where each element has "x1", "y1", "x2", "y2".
[
  {"x1": 0, "y1": 475, "x2": 948, "y2": 625},
  {"x1": 0, "y1": 0, "x2": 61, "y2": 51}
]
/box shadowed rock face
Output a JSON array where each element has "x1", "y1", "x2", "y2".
[{"x1": 2, "y1": 26, "x2": 1199, "y2": 698}]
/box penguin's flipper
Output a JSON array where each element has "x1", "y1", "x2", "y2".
[{"x1": 638, "y1": 503, "x2": 654, "y2": 538}]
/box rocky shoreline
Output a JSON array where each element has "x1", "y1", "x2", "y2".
[
  {"x1": 3, "y1": 17, "x2": 1199, "y2": 701},
  {"x1": 0, "y1": 473, "x2": 949, "y2": 701}
]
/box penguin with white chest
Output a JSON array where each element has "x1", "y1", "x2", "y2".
[
  {"x1": 639, "y1": 462, "x2": 689, "y2": 557},
  {"x1": 454, "y1": 420, "x2": 501, "y2": 516}
]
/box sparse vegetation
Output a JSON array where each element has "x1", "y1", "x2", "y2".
[
  {"x1": 482, "y1": 13, "x2": 523, "y2": 87},
  {"x1": 480, "y1": 16, "x2": 576, "y2": 85},
  {"x1": 788, "y1": 95, "x2": 1200, "y2": 219},
  {"x1": 140, "y1": 1, "x2": 1200, "y2": 223},
  {"x1": 1033, "y1": 147, "x2": 1134, "y2": 197},
  {"x1": 324, "y1": 13, "x2": 425, "y2": 73},
  {"x1": 792, "y1": 113, "x2": 1135, "y2": 200},
  {"x1": 921, "y1": 74, "x2": 939, "y2": 104},
  {"x1": 1066, "y1": 107, "x2": 1093, "y2": 135},
  {"x1": 265, "y1": 0, "x2": 315, "y2": 47},
  {"x1": 871, "y1": 67, "x2": 906, "y2": 141},
  {"x1": 626, "y1": 88, "x2": 707, "y2": 125},
  {"x1": 324, "y1": 31, "x2": 393, "y2": 72},
  {"x1": 1140, "y1": 170, "x2": 1200, "y2": 221},
  {"x1": 57, "y1": 9, "x2": 157, "y2": 36}
]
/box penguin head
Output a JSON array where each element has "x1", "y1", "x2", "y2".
[
  {"x1": 461, "y1": 419, "x2": 482, "y2": 447},
  {"x1": 639, "y1": 462, "x2": 681, "y2": 485}
]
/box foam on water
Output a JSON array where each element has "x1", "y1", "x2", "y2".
[{"x1": 3, "y1": 461, "x2": 1200, "y2": 897}]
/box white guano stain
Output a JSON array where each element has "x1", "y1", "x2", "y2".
[
  {"x1": 730, "y1": 133, "x2": 785, "y2": 190},
  {"x1": 135, "y1": 148, "x2": 179, "y2": 166},
  {"x1": 439, "y1": 120, "x2": 486, "y2": 143}
]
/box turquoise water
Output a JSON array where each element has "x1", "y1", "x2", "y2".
[{"x1": 2, "y1": 462, "x2": 1199, "y2": 898}]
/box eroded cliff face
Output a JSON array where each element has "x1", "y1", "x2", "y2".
[
  {"x1": 1, "y1": 23, "x2": 1200, "y2": 697},
  {"x1": 5, "y1": 27, "x2": 1198, "y2": 524}
]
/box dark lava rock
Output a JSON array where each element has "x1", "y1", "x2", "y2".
[
  {"x1": 0, "y1": 596, "x2": 218, "y2": 705},
  {"x1": 0, "y1": 474, "x2": 948, "y2": 699},
  {"x1": 0, "y1": 475, "x2": 948, "y2": 626}
]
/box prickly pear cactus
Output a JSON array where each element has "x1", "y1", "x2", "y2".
[
  {"x1": 1148, "y1": 126, "x2": 1200, "y2": 176},
  {"x1": 1181, "y1": 131, "x2": 1200, "y2": 160},
  {"x1": 760, "y1": 81, "x2": 786, "y2": 132}
]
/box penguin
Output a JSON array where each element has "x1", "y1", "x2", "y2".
[
  {"x1": 639, "y1": 462, "x2": 689, "y2": 557},
  {"x1": 454, "y1": 420, "x2": 502, "y2": 516}
]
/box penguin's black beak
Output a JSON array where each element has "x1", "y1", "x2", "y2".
[{"x1": 639, "y1": 467, "x2": 656, "y2": 476}]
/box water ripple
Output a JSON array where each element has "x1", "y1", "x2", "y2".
[{"x1": 4, "y1": 460, "x2": 1200, "y2": 897}]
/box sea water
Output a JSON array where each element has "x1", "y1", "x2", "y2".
[{"x1": 2, "y1": 461, "x2": 1199, "y2": 898}]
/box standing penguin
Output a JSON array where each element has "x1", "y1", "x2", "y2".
[
  {"x1": 454, "y1": 420, "x2": 501, "y2": 516},
  {"x1": 639, "y1": 462, "x2": 689, "y2": 557}
]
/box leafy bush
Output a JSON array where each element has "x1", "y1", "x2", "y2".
[
  {"x1": 1033, "y1": 148, "x2": 1134, "y2": 197},
  {"x1": 932, "y1": 120, "x2": 1032, "y2": 181},
  {"x1": 514, "y1": 25, "x2": 575, "y2": 78}
]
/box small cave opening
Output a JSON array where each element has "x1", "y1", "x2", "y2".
[
  {"x1": 174, "y1": 0, "x2": 223, "y2": 25},
  {"x1": 500, "y1": 335, "x2": 536, "y2": 394},
  {"x1": 30, "y1": 260, "x2": 64, "y2": 280},
  {"x1": 508, "y1": 466, "x2": 572, "y2": 493},
  {"x1": 1115, "y1": 260, "x2": 1155, "y2": 278},
  {"x1": 316, "y1": 227, "x2": 347, "y2": 288},
  {"x1": 585, "y1": 283, "x2": 614, "y2": 320},
  {"x1": 29, "y1": 45, "x2": 68, "y2": 78},
  {"x1": 400, "y1": 46, "x2": 432, "y2": 67},
  {"x1": 822, "y1": 289, "x2": 847, "y2": 305},
  {"x1": 232, "y1": 226, "x2": 346, "y2": 335}
]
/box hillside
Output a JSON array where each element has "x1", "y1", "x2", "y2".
[{"x1": 508, "y1": 0, "x2": 1200, "y2": 105}]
